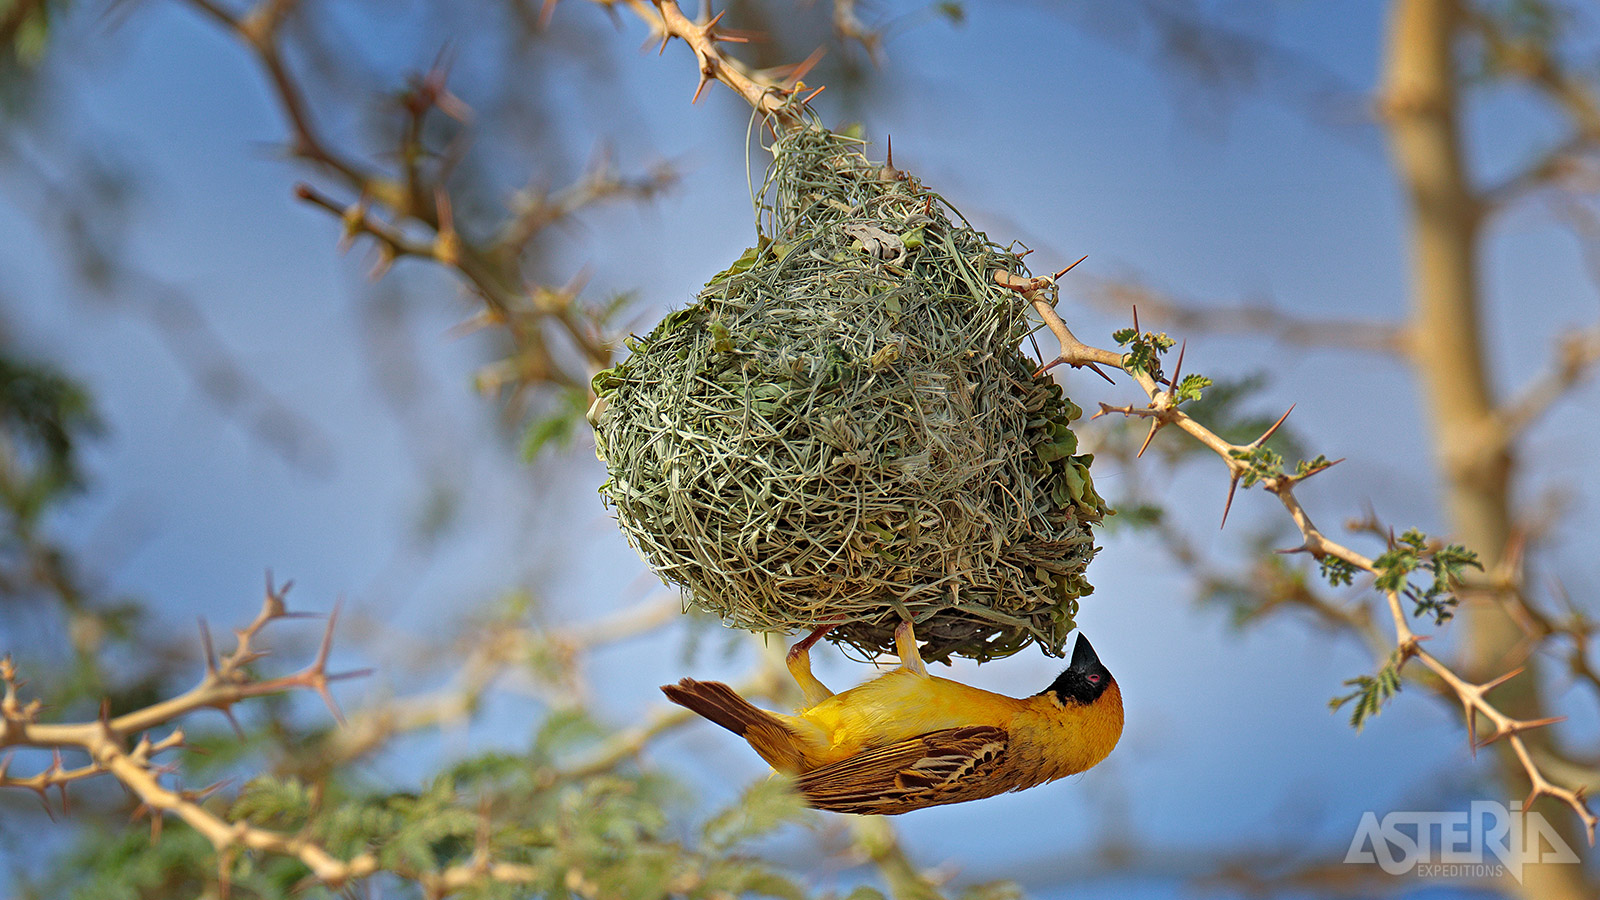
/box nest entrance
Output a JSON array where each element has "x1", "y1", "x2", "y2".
[{"x1": 591, "y1": 126, "x2": 1107, "y2": 663}]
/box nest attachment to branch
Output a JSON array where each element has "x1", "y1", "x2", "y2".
[{"x1": 590, "y1": 126, "x2": 1107, "y2": 663}]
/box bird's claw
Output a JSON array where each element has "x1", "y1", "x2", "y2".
[{"x1": 895, "y1": 620, "x2": 928, "y2": 677}]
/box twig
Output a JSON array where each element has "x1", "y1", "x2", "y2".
[
  {"x1": 3, "y1": 580, "x2": 365, "y2": 751},
  {"x1": 645, "y1": 1, "x2": 810, "y2": 128}
]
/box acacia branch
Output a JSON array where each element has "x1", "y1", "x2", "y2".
[
  {"x1": 177, "y1": 0, "x2": 682, "y2": 397},
  {"x1": 185, "y1": 0, "x2": 373, "y2": 190},
  {"x1": 3, "y1": 581, "x2": 366, "y2": 753},
  {"x1": 1466, "y1": 11, "x2": 1600, "y2": 218},
  {"x1": 1007, "y1": 270, "x2": 1597, "y2": 843},
  {"x1": 93, "y1": 731, "x2": 542, "y2": 895},
  {"x1": 1481, "y1": 133, "x2": 1598, "y2": 214},
  {"x1": 0, "y1": 584, "x2": 551, "y2": 895},
  {"x1": 1467, "y1": 9, "x2": 1600, "y2": 140},
  {"x1": 643, "y1": 1, "x2": 812, "y2": 129}
]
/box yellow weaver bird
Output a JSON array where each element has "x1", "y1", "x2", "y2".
[{"x1": 661, "y1": 621, "x2": 1123, "y2": 815}]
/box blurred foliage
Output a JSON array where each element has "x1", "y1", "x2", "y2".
[
  {"x1": 0, "y1": 348, "x2": 159, "y2": 716},
  {"x1": 45, "y1": 722, "x2": 821, "y2": 900},
  {"x1": 0, "y1": 0, "x2": 58, "y2": 69},
  {"x1": 0, "y1": 351, "x2": 98, "y2": 521}
]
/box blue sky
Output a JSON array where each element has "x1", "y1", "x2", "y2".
[{"x1": 3, "y1": 1, "x2": 1597, "y2": 897}]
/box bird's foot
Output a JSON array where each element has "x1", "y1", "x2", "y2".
[
  {"x1": 787, "y1": 624, "x2": 837, "y2": 706},
  {"x1": 895, "y1": 619, "x2": 928, "y2": 676}
]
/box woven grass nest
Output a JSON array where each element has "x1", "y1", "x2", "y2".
[{"x1": 590, "y1": 125, "x2": 1108, "y2": 664}]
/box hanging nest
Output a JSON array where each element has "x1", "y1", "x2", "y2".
[{"x1": 589, "y1": 125, "x2": 1108, "y2": 663}]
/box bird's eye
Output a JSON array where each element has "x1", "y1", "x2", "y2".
[{"x1": 1087, "y1": 673, "x2": 1102, "y2": 684}]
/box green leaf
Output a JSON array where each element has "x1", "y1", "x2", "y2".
[
  {"x1": 1318, "y1": 556, "x2": 1358, "y2": 588},
  {"x1": 707, "y1": 244, "x2": 765, "y2": 285},
  {"x1": 1228, "y1": 445, "x2": 1284, "y2": 488},
  {"x1": 1329, "y1": 652, "x2": 1402, "y2": 731},
  {"x1": 1174, "y1": 373, "x2": 1212, "y2": 404}
]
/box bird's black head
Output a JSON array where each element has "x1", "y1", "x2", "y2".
[{"x1": 1039, "y1": 633, "x2": 1113, "y2": 706}]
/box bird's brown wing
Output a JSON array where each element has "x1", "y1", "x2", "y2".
[{"x1": 794, "y1": 725, "x2": 1014, "y2": 815}]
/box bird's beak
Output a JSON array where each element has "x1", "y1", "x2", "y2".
[{"x1": 1071, "y1": 633, "x2": 1101, "y2": 669}]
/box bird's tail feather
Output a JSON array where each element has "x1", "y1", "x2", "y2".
[
  {"x1": 661, "y1": 678, "x2": 773, "y2": 736},
  {"x1": 661, "y1": 678, "x2": 811, "y2": 772}
]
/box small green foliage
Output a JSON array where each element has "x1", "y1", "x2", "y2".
[
  {"x1": 1330, "y1": 652, "x2": 1402, "y2": 731},
  {"x1": 230, "y1": 775, "x2": 316, "y2": 830},
  {"x1": 1173, "y1": 373, "x2": 1212, "y2": 405},
  {"x1": 1112, "y1": 327, "x2": 1175, "y2": 380},
  {"x1": 1295, "y1": 454, "x2": 1331, "y2": 477},
  {"x1": 1373, "y1": 528, "x2": 1480, "y2": 625},
  {"x1": 1319, "y1": 555, "x2": 1358, "y2": 588},
  {"x1": 1230, "y1": 447, "x2": 1335, "y2": 492},
  {"x1": 1229, "y1": 445, "x2": 1285, "y2": 488}
]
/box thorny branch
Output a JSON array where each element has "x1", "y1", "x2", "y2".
[
  {"x1": 1001, "y1": 269, "x2": 1597, "y2": 843},
  {"x1": 178, "y1": 0, "x2": 675, "y2": 398},
  {"x1": 3, "y1": 579, "x2": 364, "y2": 756},
  {"x1": 175, "y1": 0, "x2": 844, "y2": 405},
  {"x1": 622, "y1": 0, "x2": 826, "y2": 128},
  {"x1": 0, "y1": 580, "x2": 567, "y2": 894}
]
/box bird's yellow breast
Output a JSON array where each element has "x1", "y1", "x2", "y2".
[{"x1": 787, "y1": 669, "x2": 1027, "y2": 765}]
